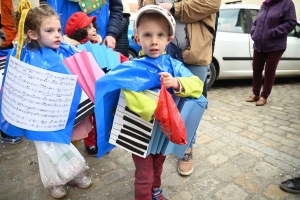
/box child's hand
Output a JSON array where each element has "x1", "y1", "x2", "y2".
[{"x1": 159, "y1": 72, "x2": 180, "y2": 90}]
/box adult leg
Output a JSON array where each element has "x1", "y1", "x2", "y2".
[
  {"x1": 178, "y1": 64, "x2": 208, "y2": 176},
  {"x1": 183, "y1": 64, "x2": 208, "y2": 149},
  {"x1": 260, "y1": 50, "x2": 284, "y2": 99},
  {"x1": 202, "y1": 77, "x2": 208, "y2": 98},
  {"x1": 252, "y1": 50, "x2": 267, "y2": 96},
  {"x1": 132, "y1": 154, "x2": 154, "y2": 200},
  {"x1": 203, "y1": 78, "x2": 208, "y2": 108}
]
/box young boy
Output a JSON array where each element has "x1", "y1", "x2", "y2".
[
  {"x1": 130, "y1": 5, "x2": 203, "y2": 200},
  {"x1": 130, "y1": 5, "x2": 203, "y2": 199},
  {"x1": 93, "y1": 5, "x2": 203, "y2": 200}
]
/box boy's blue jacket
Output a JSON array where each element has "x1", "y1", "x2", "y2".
[
  {"x1": 0, "y1": 43, "x2": 82, "y2": 144},
  {"x1": 94, "y1": 55, "x2": 196, "y2": 158}
]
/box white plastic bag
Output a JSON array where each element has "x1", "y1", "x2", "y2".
[{"x1": 34, "y1": 141, "x2": 89, "y2": 188}]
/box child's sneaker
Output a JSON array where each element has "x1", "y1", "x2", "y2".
[
  {"x1": 68, "y1": 173, "x2": 92, "y2": 189},
  {"x1": 85, "y1": 145, "x2": 98, "y2": 157},
  {"x1": 152, "y1": 188, "x2": 167, "y2": 200},
  {"x1": 1, "y1": 136, "x2": 23, "y2": 144},
  {"x1": 49, "y1": 185, "x2": 67, "y2": 199}
]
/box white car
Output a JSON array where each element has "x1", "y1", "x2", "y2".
[{"x1": 208, "y1": 4, "x2": 300, "y2": 88}]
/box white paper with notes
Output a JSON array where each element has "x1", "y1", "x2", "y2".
[{"x1": 1, "y1": 56, "x2": 77, "y2": 131}]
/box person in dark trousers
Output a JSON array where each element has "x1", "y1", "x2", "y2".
[{"x1": 246, "y1": 0, "x2": 297, "y2": 106}]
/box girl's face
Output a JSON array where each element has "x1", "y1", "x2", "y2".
[
  {"x1": 34, "y1": 16, "x2": 62, "y2": 49},
  {"x1": 86, "y1": 22, "x2": 97, "y2": 41}
]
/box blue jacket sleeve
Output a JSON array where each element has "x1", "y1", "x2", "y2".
[{"x1": 107, "y1": 0, "x2": 124, "y2": 39}]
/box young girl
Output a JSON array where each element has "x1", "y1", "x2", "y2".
[
  {"x1": 10, "y1": 3, "x2": 92, "y2": 199},
  {"x1": 63, "y1": 11, "x2": 129, "y2": 156}
]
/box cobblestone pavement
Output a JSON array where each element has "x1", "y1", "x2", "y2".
[{"x1": 1, "y1": 78, "x2": 300, "y2": 200}]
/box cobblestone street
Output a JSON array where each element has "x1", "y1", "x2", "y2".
[{"x1": 1, "y1": 77, "x2": 300, "y2": 200}]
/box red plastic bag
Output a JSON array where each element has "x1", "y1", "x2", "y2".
[{"x1": 155, "y1": 80, "x2": 187, "y2": 145}]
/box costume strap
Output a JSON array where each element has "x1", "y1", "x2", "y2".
[{"x1": 16, "y1": 0, "x2": 32, "y2": 60}]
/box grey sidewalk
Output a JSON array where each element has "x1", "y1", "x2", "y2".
[{"x1": 1, "y1": 78, "x2": 300, "y2": 200}]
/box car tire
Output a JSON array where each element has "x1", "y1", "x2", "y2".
[
  {"x1": 128, "y1": 49, "x2": 138, "y2": 59},
  {"x1": 207, "y1": 62, "x2": 217, "y2": 89}
]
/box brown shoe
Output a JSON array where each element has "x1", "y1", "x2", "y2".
[
  {"x1": 256, "y1": 97, "x2": 267, "y2": 106},
  {"x1": 178, "y1": 148, "x2": 194, "y2": 176},
  {"x1": 246, "y1": 94, "x2": 260, "y2": 102}
]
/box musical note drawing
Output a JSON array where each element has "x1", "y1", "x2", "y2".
[{"x1": 1, "y1": 56, "x2": 78, "y2": 131}]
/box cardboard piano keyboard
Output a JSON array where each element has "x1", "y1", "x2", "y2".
[{"x1": 110, "y1": 89, "x2": 208, "y2": 158}]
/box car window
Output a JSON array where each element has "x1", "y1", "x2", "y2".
[
  {"x1": 249, "y1": 9, "x2": 259, "y2": 23},
  {"x1": 288, "y1": 23, "x2": 300, "y2": 37},
  {"x1": 296, "y1": 23, "x2": 300, "y2": 36},
  {"x1": 218, "y1": 9, "x2": 247, "y2": 33}
]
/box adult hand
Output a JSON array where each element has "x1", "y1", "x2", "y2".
[
  {"x1": 103, "y1": 36, "x2": 116, "y2": 49},
  {"x1": 158, "y1": 3, "x2": 172, "y2": 11},
  {"x1": 159, "y1": 72, "x2": 180, "y2": 90}
]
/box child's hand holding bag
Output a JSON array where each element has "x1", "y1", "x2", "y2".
[{"x1": 155, "y1": 80, "x2": 187, "y2": 145}]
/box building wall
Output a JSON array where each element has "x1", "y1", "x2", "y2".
[{"x1": 221, "y1": 0, "x2": 299, "y2": 20}]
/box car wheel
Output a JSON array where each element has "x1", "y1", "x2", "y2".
[
  {"x1": 128, "y1": 49, "x2": 138, "y2": 59},
  {"x1": 207, "y1": 62, "x2": 216, "y2": 89}
]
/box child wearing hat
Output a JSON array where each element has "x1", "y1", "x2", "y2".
[
  {"x1": 95, "y1": 5, "x2": 203, "y2": 200},
  {"x1": 63, "y1": 12, "x2": 129, "y2": 155},
  {"x1": 63, "y1": 12, "x2": 102, "y2": 45}
]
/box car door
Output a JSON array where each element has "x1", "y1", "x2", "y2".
[
  {"x1": 215, "y1": 8, "x2": 252, "y2": 79},
  {"x1": 280, "y1": 23, "x2": 300, "y2": 76},
  {"x1": 249, "y1": 9, "x2": 300, "y2": 76}
]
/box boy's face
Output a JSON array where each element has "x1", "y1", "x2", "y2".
[
  {"x1": 28, "y1": 16, "x2": 62, "y2": 49},
  {"x1": 86, "y1": 22, "x2": 97, "y2": 41},
  {"x1": 135, "y1": 16, "x2": 173, "y2": 58}
]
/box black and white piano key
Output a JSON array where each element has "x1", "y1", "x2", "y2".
[
  {"x1": 109, "y1": 90, "x2": 159, "y2": 158},
  {"x1": 115, "y1": 99, "x2": 154, "y2": 135},
  {"x1": 117, "y1": 94, "x2": 155, "y2": 127},
  {"x1": 74, "y1": 92, "x2": 94, "y2": 126},
  {"x1": 110, "y1": 113, "x2": 151, "y2": 157},
  {"x1": 110, "y1": 122, "x2": 150, "y2": 146},
  {"x1": 0, "y1": 56, "x2": 6, "y2": 87}
]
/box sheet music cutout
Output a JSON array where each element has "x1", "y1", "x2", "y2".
[{"x1": 1, "y1": 56, "x2": 77, "y2": 131}]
